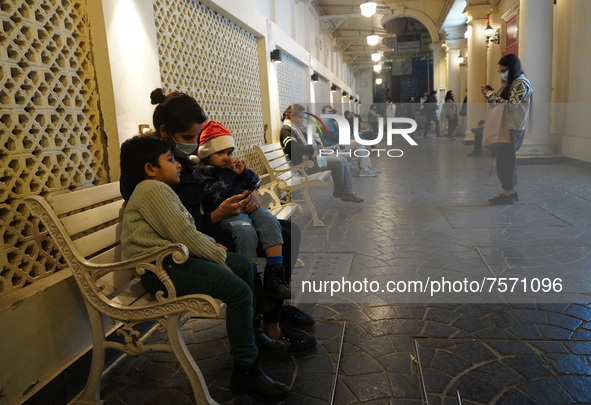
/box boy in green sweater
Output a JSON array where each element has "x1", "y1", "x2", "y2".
[{"x1": 120, "y1": 135, "x2": 289, "y2": 402}]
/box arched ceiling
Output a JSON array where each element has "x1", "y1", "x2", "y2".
[{"x1": 313, "y1": 0, "x2": 485, "y2": 72}]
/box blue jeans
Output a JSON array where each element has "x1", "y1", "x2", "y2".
[
  {"x1": 309, "y1": 155, "x2": 353, "y2": 196},
  {"x1": 496, "y1": 129, "x2": 525, "y2": 190},
  {"x1": 220, "y1": 207, "x2": 283, "y2": 262},
  {"x1": 141, "y1": 252, "x2": 257, "y2": 366}
]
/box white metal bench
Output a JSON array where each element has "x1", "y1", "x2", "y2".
[
  {"x1": 254, "y1": 143, "x2": 332, "y2": 227},
  {"x1": 25, "y1": 182, "x2": 222, "y2": 405}
]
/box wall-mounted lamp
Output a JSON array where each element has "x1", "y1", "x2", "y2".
[
  {"x1": 373, "y1": 64, "x2": 382, "y2": 72},
  {"x1": 458, "y1": 54, "x2": 468, "y2": 67},
  {"x1": 484, "y1": 14, "x2": 500, "y2": 48},
  {"x1": 331, "y1": 84, "x2": 337, "y2": 92},
  {"x1": 138, "y1": 124, "x2": 152, "y2": 135},
  {"x1": 311, "y1": 72, "x2": 319, "y2": 82},
  {"x1": 270, "y1": 49, "x2": 282, "y2": 63},
  {"x1": 375, "y1": 78, "x2": 383, "y2": 85},
  {"x1": 360, "y1": 1, "x2": 377, "y2": 17},
  {"x1": 371, "y1": 52, "x2": 381, "y2": 62}
]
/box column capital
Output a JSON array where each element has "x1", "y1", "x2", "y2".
[
  {"x1": 446, "y1": 39, "x2": 465, "y2": 50},
  {"x1": 463, "y1": 4, "x2": 491, "y2": 22}
]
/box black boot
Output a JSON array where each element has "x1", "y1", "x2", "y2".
[
  {"x1": 255, "y1": 326, "x2": 286, "y2": 354},
  {"x1": 254, "y1": 272, "x2": 276, "y2": 314},
  {"x1": 230, "y1": 359, "x2": 290, "y2": 402},
  {"x1": 263, "y1": 263, "x2": 291, "y2": 300},
  {"x1": 254, "y1": 315, "x2": 285, "y2": 354}
]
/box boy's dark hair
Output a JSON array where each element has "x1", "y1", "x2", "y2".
[{"x1": 120, "y1": 135, "x2": 173, "y2": 187}]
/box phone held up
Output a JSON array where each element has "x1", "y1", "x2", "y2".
[{"x1": 240, "y1": 180, "x2": 261, "y2": 201}]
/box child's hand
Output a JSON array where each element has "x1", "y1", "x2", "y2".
[
  {"x1": 233, "y1": 159, "x2": 245, "y2": 175},
  {"x1": 215, "y1": 243, "x2": 228, "y2": 251}
]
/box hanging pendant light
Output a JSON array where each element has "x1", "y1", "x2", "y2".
[
  {"x1": 367, "y1": 30, "x2": 379, "y2": 46},
  {"x1": 360, "y1": 1, "x2": 377, "y2": 17}
]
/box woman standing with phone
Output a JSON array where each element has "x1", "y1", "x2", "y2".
[{"x1": 481, "y1": 54, "x2": 533, "y2": 205}]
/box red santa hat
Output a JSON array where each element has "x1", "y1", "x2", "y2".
[{"x1": 193, "y1": 120, "x2": 235, "y2": 163}]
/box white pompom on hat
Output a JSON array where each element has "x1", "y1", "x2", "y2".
[{"x1": 193, "y1": 120, "x2": 235, "y2": 163}]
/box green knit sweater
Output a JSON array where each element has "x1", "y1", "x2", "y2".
[{"x1": 121, "y1": 180, "x2": 226, "y2": 264}]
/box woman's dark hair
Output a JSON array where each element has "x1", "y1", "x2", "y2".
[
  {"x1": 120, "y1": 135, "x2": 173, "y2": 188},
  {"x1": 498, "y1": 54, "x2": 524, "y2": 99},
  {"x1": 150, "y1": 88, "x2": 207, "y2": 136},
  {"x1": 445, "y1": 90, "x2": 454, "y2": 102},
  {"x1": 282, "y1": 104, "x2": 305, "y2": 121}
]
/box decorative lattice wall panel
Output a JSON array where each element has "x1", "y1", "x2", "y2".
[
  {"x1": 314, "y1": 76, "x2": 331, "y2": 115},
  {"x1": 276, "y1": 51, "x2": 309, "y2": 118},
  {"x1": 0, "y1": 0, "x2": 108, "y2": 296},
  {"x1": 153, "y1": 0, "x2": 266, "y2": 174}
]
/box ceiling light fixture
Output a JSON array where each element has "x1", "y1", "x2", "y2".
[
  {"x1": 360, "y1": 1, "x2": 377, "y2": 17},
  {"x1": 367, "y1": 31, "x2": 379, "y2": 46}
]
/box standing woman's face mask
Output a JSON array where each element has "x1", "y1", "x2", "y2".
[
  {"x1": 498, "y1": 65, "x2": 509, "y2": 82},
  {"x1": 170, "y1": 122, "x2": 202, "y2": 157}
]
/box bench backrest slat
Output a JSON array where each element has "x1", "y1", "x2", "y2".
[
  {"x1": 73, "y1": 223, "x2": 122, "y2": 259},
  {"x1": 61, "y1": 199, "x2": 125, "y2": 236},
  {"x1": 48, "y1": 182, "x2": 122, "y2": 215}
]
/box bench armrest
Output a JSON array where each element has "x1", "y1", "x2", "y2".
[{"x1": 269, "y1": 159, "x2": 316, "y2": 179}]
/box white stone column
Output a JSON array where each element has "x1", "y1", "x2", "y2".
[
  {"x1": 463, "y1": 4, "x2": 490, "y2": 142},
  {"x1": 518, "y1": 0, "x2": 553, "y2": 156},
  {"x1": 429, "y1": 42, "x2": 447, "y2": 93},
  {"x1": 446, "y1": 39, "x2": 464, "y2": 97}
]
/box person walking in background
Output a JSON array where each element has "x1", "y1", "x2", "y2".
[
  {"x1": 443, "y1": 90, "x2": 458, "y2": 137},
  {"x1": 481, "y1": 54, "x2": 532, "y2": 205},
  {"x1": 421, "y1": 91, "x2": 440, "y2": 138},
  {"x1": 368, "y1": 104, "x2": 380, "y2": 133},
  {"x1": 385, "y1": 97, "x2": 396, "y2": 119}
]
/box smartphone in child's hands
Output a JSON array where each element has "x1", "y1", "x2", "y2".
[{"x1": 240, "y1": 180, "x2": 261, "y2": 201}]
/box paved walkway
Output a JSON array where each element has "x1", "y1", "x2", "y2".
[{"x1": 100, "y1": 135, "x2": 591, "y2": 405}]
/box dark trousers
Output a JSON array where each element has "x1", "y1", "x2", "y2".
[
  {"x1": 211, "y1": 220, "x2": 301, "y2": 324},
  {"x1": 446, "y1": 116, "x2": 458, "y2": 137},
  {"x1": 495, "y1": 129, "x2": 525, "y2": 191},
  {"x1": 142, "y1": 252, "x2": 257, "y2": 367},
  {"x1": 423, "y1": 114, "x2": 440, "y2": 136}
]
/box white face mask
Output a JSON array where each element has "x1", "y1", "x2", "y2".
[{"x1": 500, "y1": 71, "x2": 509, "y2": 81}]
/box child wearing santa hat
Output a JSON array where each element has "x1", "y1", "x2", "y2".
[{"x1": 191, "y1": 121, "x2": 291, "y2": 304}]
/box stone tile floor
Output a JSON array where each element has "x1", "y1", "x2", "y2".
[{"x1": 99, "y1": 136, "x2": 591, "y2": 404}]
